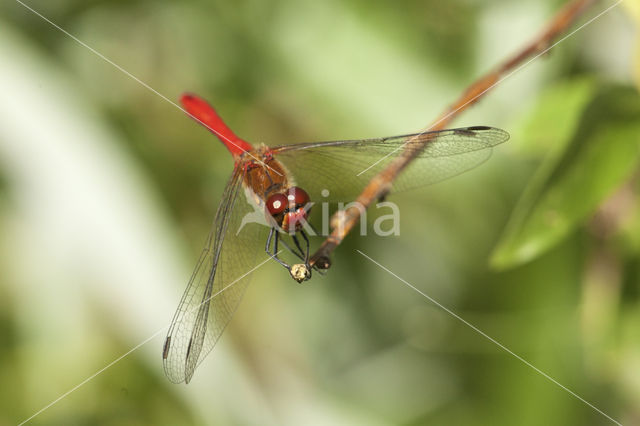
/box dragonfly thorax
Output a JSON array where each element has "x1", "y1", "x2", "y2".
[{"x1": 241, "y1": 146, "x2": 292, "y2": 201}]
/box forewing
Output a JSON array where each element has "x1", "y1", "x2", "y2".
[
  {"x1": 272, "y1": 127, "x2": 509, "y2": 201},
  {"x1": 163, "y1": 167, "x2": 266, "y2": 383}
]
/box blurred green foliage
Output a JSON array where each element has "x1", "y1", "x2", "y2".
[
  {"x1": 492, "y1": 84, "x2": 640, "y2": 268},
  {"x1": 0, "y1": 0, "x2": 639, "y2": 425}
]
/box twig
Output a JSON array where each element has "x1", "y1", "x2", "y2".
[{"x1": 309, "y1": 0, "x2": 597, "y2": 269}]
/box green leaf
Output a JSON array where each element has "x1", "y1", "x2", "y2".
[
  {"x1": 513, "y1": 77, "x2": 596, "y2": 154},
  {"x1": 622, "y1": 1, "x2": 640, "y2": 92},
  {"x1": 491, "y1": 86, "x2": 640, "y2": 270}
]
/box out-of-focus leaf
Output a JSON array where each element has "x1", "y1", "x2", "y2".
[
  {"x1": 622, "y1": 1, "x2": 640, "y2": 91},
  {"x1": 491, "y1": 86, "x2": 640, "y2": 270},
  {"x1": 513, "y1": 77, "x2": 596, "y2": 154},
  {"x1": 489, "y1": 78, "x2": 598, "y2": 268}
]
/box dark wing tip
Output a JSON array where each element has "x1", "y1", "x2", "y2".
[
  {"x1": 454, "y1": 126, "x2": 510, "y2": 145},
  {"x1": 162, "y1": 336, "x2": 171, "y2": 360},
  {"x1": 453, "y1": 128, "x2": 478, "y2": 137},
  {"x1": 186, "y1": 337, "x2": 193, "y2": 360}
]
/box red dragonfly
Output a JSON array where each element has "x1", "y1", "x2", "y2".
[{"x1": 163, "y1": 93, "x2": 509, "y2": 383}]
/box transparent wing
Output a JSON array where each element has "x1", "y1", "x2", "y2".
[
  {"x1": 162, "y1": 166, "x2": 267, "y2": 384},
  {"x1": 271, "y1": 126, "x2": 509, "y2": 201}
]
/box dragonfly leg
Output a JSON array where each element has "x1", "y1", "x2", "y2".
[
  {"x1": 292, "y1": 234, "x2": 306, "y2": 261},
  {"x1": 265, "y1": 227, "x2": 291, "y2": 270},
  {"x1": 299, "y1": 229, "x2": 311, "y2": 264},
  {"x1": 308, "y1": 222, "x2": 322, "y2": 237},
  {"x1": 280, "y1": 236, "x2": 305, "y2": 260},
  {"x1": 265, "y1": 226, "x2": 274, "y2": 253},
  {"x1": 292, "y1": 230, "x2": 311, "y2": 268}
]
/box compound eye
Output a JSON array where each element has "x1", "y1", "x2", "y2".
[
  {"x1": 287, "y1": 187, "x2": 310, "y2": 207},
  {"x1": 266, "y1": 193, "x2": 288, "y2": 216}
]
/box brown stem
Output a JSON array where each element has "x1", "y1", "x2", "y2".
[{"x1": 309, "y1": 0, "x2": 597, "y2": 268}]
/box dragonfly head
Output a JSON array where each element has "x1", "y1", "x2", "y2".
[{"x1": 266, "y1": 186, "x2": 311, "y2": 233}]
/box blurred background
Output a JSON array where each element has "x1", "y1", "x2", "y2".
[{"x1": 1, "y1": 0, "x2": 639, "y2": 424}]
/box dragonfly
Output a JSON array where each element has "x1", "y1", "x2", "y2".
[{"x1": 162, "y1": 93, "x2": 509, "y2": 383}]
